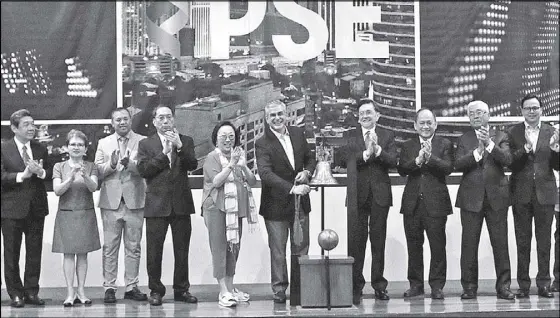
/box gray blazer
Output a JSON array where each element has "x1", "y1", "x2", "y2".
[{"x1": 95, "y1": 131, "x2": 147, "y2": 210}]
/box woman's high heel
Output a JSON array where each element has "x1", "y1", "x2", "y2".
[
  {"x1": 74, "y1": 294, "x2": 92, "y2": 305},
  {"x1": 63, "y1": 294, "x2": 75, "y2": 307}
]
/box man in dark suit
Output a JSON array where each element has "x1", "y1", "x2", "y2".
[
  {"x1": 507, "y1": 94, "x2": 559, "y2": 298},
  {"x1": 256, "y1": 100, "x2": 316, "y2": 304},
  {"x1": 1, "y1": 109, "x2": 51, "y2": 307},
  {"x1": 339, "y1": 99, "x2": 397, "y2": 304},
  {"x1": 397, "y1": 108, "x2": 453, "y2": 300},
  {"x1": 137, "y1": 105, "x2": 199, "y2": 306},
  {"x1": 455, "y1": 100, "x2": 515, "y2": 300}
]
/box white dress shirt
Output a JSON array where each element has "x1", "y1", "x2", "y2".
[
  {"x1": 270, "y1": 127, "x2": 295, "y2": 170},
  {"x1": 14, "y1": 137, "x2": 46, "y2": 182},
  {"x1": 524, "y1": 121, "x2": 540, "y2": 153}
]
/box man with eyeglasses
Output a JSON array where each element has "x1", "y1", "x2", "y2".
[
  {"x1": 255, "y1": 100, "x2": 316, "y2": 305},
  {"x1": 455, "y1": 100, "x2": 515, "y2": 300},
  {"x1": 95, "y1": 108, "x2": 148, "y2": 303},
  {"x1": 507, "y1": 94, "x2": 559, "y2": 298},
  {"x1": 338, "y1": 99, "x2": 398, "y2": 304},
  {"x1": 1, "y1": 109, "x2": 50, "y2": 308},
  {"x1": 137, "y1": 105, "x2": 199, "y2": 306}
]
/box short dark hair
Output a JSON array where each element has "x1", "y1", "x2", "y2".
[
  {"x1": 66, "y1": 129, "x2": 88, "y2": 146},
  {"x1": 357, "y1": 98, "x2": 379, "y2": 112},
  {"x1": 414, "y1": 108, "x2": 436, "y2": 122},
  {"x1": 110, "y1": 107, "x2": 131, "y2": 120},
  {"x1": 10, "y1": 109, "x2": 32, "y2": 128},
  {"x1": 211, "y1": 121, "x2": 240, "y2": 147},
  {"x1": 152, "y1": 104, "x2": 174, "y2": 118},
  {"x1": 520, "y1": 94, "x2": 542, "y2": 108}
]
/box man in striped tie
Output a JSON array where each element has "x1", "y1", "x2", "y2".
[{"x1": 1, "y1": 109, "x2": 50, "y2": 308}]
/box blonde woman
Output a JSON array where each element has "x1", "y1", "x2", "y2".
[
  {"x1": 202, "y1": 121, "x2": 258, "y2": 307},
  {"x1": 52, "y1": 129, "x2": 100, "y2": 306}
]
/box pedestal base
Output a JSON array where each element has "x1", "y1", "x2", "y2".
[{"x1": 299, "y1": 255, "x2": 354, "y2": 308}]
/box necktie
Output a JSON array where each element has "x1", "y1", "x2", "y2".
[
  {"x1": 364, "y1": 131, "x2": 371, "y2": 146},
  {"x1": 21, "y1": 145, "x2": 30, "y2": 164},
  {"x1": 166, "y1": 140, "x2": 174, "y2": 168},
  {"x1": 119, "y1": 137, "x2": 128, "y2": 158}
]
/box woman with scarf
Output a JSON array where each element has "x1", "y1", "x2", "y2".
[{"x1": 202, "y1": 121, "x2": 258, "y2": 307}]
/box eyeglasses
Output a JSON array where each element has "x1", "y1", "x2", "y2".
[
  {"x1": 218, "y1": 134, "x2": 235, "y2": 141},
  {"x1": 468, "y1": 110, "x2": 488, "y2": 117},
  {"x1": 522, "y1": 106, "x2": 541, "y2": 112},
  {"x1": 68, "y1": 143, "x2": 85, "y2": 147},
  {"x1": 267, "y1": 111, "x2": 284, "y2": 118},
  {"x1": 359, "y1": 110, "x2": 375, "y2": 116},
  {"x1": 155, "y1": 115, "x2": 173, "y2": 121}
]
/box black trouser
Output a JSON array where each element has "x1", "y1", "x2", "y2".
[
  {"x1": 1, "y1": 215, "x2": 45, "y2": 298},
  {"x1": 513, "y1": 186, "x2": 555, "y2": 290},
  {"x1": 404, "y1": 195, "x2": 447, "y2": 290},
  {"x1": 145, "y1": 214, "x2": 192, "y2": 297},
  {"x1": 349, "y1": 196, "x2": 389, "y2": 294},
  {"x1": 460, "y1": 194, "x2": 511, "y2": 293}
]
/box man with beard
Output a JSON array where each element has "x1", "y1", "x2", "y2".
[
  {"x1": 255, "y1": 100, "x2": 316, "y2": 304},
  {"x1": 339, "y1": 99, "x2": 397, "y2": 304},
  {"x1": 137, "y1": 105, "x2": 199, "y2": 306},
  {"x1": 1, "y1": 109, "x2": 50, "y2": 307},
  {"x1": 397, "y1": 108, "x2": 453, "y2": 300},
  {"x1": 507, "y1": 94, "x2": 559, "y2": 298},
  {"x1": 455, "y1": 100, "x2": 515, "y2": 300},
  {"x1": 95, "y1": 108, "x2": 147, "y2": 303}
]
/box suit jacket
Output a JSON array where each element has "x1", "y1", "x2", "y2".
[
  {"x1": 455, "y1": 128, "x2": 512, "y2": 212},
  {"x1": 95, "y1": 131, "x2": 147, "y2": 210},
  {"x1": 507, "y1": 122, "x2": 560, "y2": 205},
  {"x1": 256, "y1": 125, "x2": 316, "y2": 221},
  {"x1": 339, "y1": 125, "x2": 398, "y2": 209},
  {"x1": 398, "y1": 135, "x2": 454, "y2": 217},
  {"x1": 137, "y1": 133, "x2": 198, "y2": 218},
  {"x1": 1, "y1": 138, "x2": 51, "y2": 219}
]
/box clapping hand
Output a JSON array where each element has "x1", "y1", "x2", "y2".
[
  {"x1": 230, "y1": 146, "x2": 242, "y2": 166},
  {"x1": 550, "y1": 128, "x2": 559, "y2": 152},
  {"x1": 163, "y1": 129, "x2": 182, "y2": 149},
  {"x1": 366, "y1": 131, "x2": 379, "y2": 157},
  {"x1": 27, "y1": 159, "x2": 44, "y2": 175},
  {"x1": 120, "y1": 150, "x2": 131, "y2": 168},
  {"x1": 476, "y1": 126, "x2": 490, "y2": 146},
  {"x1": 110, "y1": 149, "x2": 119, "y2": 168}
]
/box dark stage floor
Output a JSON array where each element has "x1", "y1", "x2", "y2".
[{"x1": 1, "y1": 280, "x2": 558, "y2": 317}]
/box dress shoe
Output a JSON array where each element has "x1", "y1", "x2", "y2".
[
  {"x1": 174, "y1": 291, "x2": 198, "y2": 303},
  {"x1": 515, "y1": 289, "x2": 530, "y2": 299},
  {"x1": 497, "y1": 289, "x2": 515, "y2": 300},
  {"x1": 273, "y1": 291, "x2": 287, "y2": 303},
  {"x1": 374, "y1": 289, "x2": 390, "y2": 300},
  {"x1": 551, "y1": 282, "x2": 559, "y2": 293},
  {"x1": 24, "y1": 294, "x2": 45, "y2": 305},
  {"x1": 104, "y1": 289, "x2": 117, "y2": 303},
  {"x1": 10, "y1": 295, "x2": 25, "y2": 308},
  {"x1": 403, "y1": 287, "x2": 424, "y2": 298},
  {"x1": 352, "y1": 292, "x2": 362, "y2": 305},
  {"x1": 431, "y1": 289, "x2": 444, "y2": 300},
  {"x1": 63, "y1": 294, "x2": 75, "y2": 307},
  {"x1": 460, "y1": 289, "x2": 477, "y2": 299},
  {"x1": 538, "y1": 286, "x2": 554, "y2": 298},
  {"x1": 149, "y1": 292, "x2": 163, "y2": 306},
  {"x1": 124, "y1": 287, "x2": 148, "y2": 301}
]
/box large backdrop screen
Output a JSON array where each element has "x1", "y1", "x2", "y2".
[{"x1": 1, "y1": 2, "x2": 117, "y2": 120}]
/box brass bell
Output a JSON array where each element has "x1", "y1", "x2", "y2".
[{"x1": 309, "y1": 161, "x2": 338, "y2": 185}]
